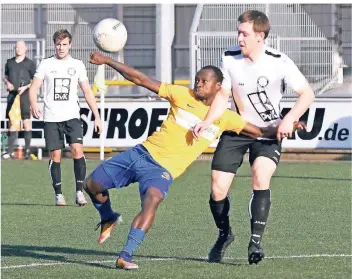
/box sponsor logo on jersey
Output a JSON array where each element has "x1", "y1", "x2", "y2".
[
  {"x1": 174, "y1": 108, "x2": 220, "y2": 142},
  {"x1": 54, "y1": 78, "x2": 71, "y2": 101},
  {"x1": 248, "y1": 91, "x2": 279, "y2": 122}
]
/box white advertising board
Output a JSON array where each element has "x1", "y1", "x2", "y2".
[{"x1": 1, "y1": 99, "x2": 351, "y2": 149}]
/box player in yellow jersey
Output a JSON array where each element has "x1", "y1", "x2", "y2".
[{"x1": 84, "y1": 52, "x2": 304, "y2": 270}]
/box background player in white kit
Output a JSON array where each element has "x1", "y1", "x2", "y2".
[
  {"x1": 29, "y1": 29, "x2": 102, "y2": 206},
  {"x1": 192, "y1": 10, "x2": 315, "y2": 264}
]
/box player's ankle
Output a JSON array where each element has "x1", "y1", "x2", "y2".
[{"x1": 119, "y1": 251, "x2": 132, "y2": 261}]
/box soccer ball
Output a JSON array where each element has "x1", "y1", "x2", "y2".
[{"x1": 93, "y1": 18, "x2": 128, "y2": 53}]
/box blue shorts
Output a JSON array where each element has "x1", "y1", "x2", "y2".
[{"x1": 91, "y1": 144, "x2": 173, "y2": 198}]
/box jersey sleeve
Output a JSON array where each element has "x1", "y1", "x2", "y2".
[
  {"x1": 158, "y1": 83, "x2": 191, "y2": 103},
  {"x1": 34, "y1": 60, "x2": 47, "y2": 80},
  {"x1": 29, "y1": 60, "x2": 36, "y2": 79},
  {"x1": 78, "y1": 61, "x2": 89, "y2": 83},
  {"x1": 223, "y1": 110, "x2": 247, "y2": 134},
  {"x1": 4, "y1": 60, "x2": 9, "y2": 77},
  {"x1": 220, "y1": 53, "x2": 232, "y2": 90},
  {"x1": 282, "y1": 55, "x2": 307, "y2": 92}
]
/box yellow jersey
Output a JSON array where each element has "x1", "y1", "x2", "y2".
[{"x1": 142, "y1": 83, "x2": 247, "y2": 179}]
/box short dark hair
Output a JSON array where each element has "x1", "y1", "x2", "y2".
[
  {"x1": 201, "y1": 65, "x2": 224, "y2": 83},
  {"x1": 53, "y1": 29, "x2": 72, "y2": 44},
  {"x1": 238, "y1": 10, "x2": 270, "y2": 39}
]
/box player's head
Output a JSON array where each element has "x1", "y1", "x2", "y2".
[
  {"x1": 194, "y1": 65, "x2": 223, "y2": 105},
  {"x1": 237, "y1": 10, "x2": 270, "y2": 56},
  {"x1": 15, "y1": 41, "x2": 27, "y2": 57},
  {"x1": 53, "y1": 29, "x2": 72, "y2": 59}
]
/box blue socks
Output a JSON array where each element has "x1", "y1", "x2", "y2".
[
  {"x1": 90, "y1": 189, "x2": 114, "y2": 221},
  {"x1": 121, "y1": 228, "x2": 146, "y2": 259}
]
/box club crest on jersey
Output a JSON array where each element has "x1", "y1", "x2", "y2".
[
  {"x1": 67, "y1": 67, "x2": 76, "y2": 76},
  {"x1": 257, "y1": 76, "x2": 269, "y2": 88},
  {"x1": 161, "y1": 172, "x2": 171, "y2": 180}
]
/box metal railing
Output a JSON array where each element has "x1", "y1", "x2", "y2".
[
  {"x1": 189, "y1": 4, "x2": 341, "y2": 96},
  {"x1": 1, "y1": 38, "x2": 45, "y2": 96}
]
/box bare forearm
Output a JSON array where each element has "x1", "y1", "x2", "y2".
[
  {"x1": 29, "y1": 86, "x2": 38, "y2": 107},
  {"x1": 3, "y1": 77, "x2": 12, "y2": 87},
  {"x1": 241, "y1": 123, "x2": 264, "y2": 139},
  {"x1": 105, "y1": 58, "x2": 148, "y2": 86},
  {"x1": 285, "y1": 89, "x2": 315, "y2": 121},
  {"x1": 204, "y1": 88, "x2": 229, "y2": 124},
  {"x1": 26, "y1": 81, "x2": 32, "y2": 89},
  {"x1": 85, "y1": 92, "x2": 101, "y2": 120}
]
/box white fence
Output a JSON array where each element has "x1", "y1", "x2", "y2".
[
  {"x1": 190, "y1": 33, "x2": 337, "y2": 96},
  {"x1": 189, "y1": 4, "x2": 342, "y2": 96},
  {"x1": 0, "y1": 38, "x2": 45, "y2": 95}
]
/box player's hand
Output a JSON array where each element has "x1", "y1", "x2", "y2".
[
  {"x1": 17, "y1": 86, "x2": 27, "y2": 96},
  {"x1": 6, "y1": 82, "x2": 14, "y2": 91},
  {"x1": 276, "y1": 116, "x2": 295, "y2": 141},
  {"x1": 276, "y1": 120, "x2": 307, "y2": 141},
  {"x1": 293, "y1": 121, "x2": 307, "y2": 132},
  {"x1": 94, "y1": 118, "x2": 103, "y2": 134},
  {"x1": 89, "y1": 52, "x2": 108, "y2": 65},
  {"x1": 30, "y1": 105, "x2": 42, "y2": 120},
  {"x1": 192, "y1": 121, "x2": 210, "y2": 141}
]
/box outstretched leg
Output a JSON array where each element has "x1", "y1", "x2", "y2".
[
  {"x1": 83, "y1": 175, "x2": 121, "y2": 244},
  {"x1": 117, "y1": 187, "x2": 164, "y2": 270}
]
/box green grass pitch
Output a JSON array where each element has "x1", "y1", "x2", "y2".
[{"x1": 1, "y1": 160, "x2": 351, "y2": 278}]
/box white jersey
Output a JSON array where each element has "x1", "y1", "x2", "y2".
[
  {"x1": 34, "y1": 55, "x2": 89, "y2": 122},
  {"x1": 221, "y1": 45, "x2": 307, "y2": 132}
]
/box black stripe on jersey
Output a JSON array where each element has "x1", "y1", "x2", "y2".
[
  {"x1": 44, "y1": 55, "x2": 54, "y2": 59},
  {"x1": 279, "y1": 103, "x2": 283, "y2": 119},
  {"x1": 225, "y1": 50, "x2": 241, "y2": 56},
  {"x1": 265, "y1": 50, "x2": 281, "y2": 58},
  {"x1": 281, "y1": 79, "x2": 286, "y2": 94}
]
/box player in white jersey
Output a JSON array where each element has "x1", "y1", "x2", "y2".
[
  {"x1": 192, "y1": 10, "x2": 315, "y2": 265},
  {"x1": 29, "y1": 29, "x2": 102, "y2": 206}
]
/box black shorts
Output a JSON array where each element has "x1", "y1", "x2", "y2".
[
  {"x1": 211, "y1": 131, "x2": 282, "y2": 174},
  {"x1": 44, "y1": 118, "x2": 84, "y2": 151},
  {"x1": 6, "y1": 90, "x2": 31, "y2": 120}
]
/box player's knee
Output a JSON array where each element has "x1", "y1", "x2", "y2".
[
  {"x1": 150, "y1": 192, "x2": 163, "y2": 205},
  {"x1": 211, "y1": 187, "x2": 229, "y2": 200},
  {"x1": 211, "y1": 172, "x2": 233, "y2": 200},
  {"x1": 23, "y1": 119, "x2": 32, "y2": 131},
  {"x1": 251, "y1": 172, "x2": 271, "y2": 190},
  {"x1": 50, "y1": 150, "x2": 61, "y2": 162},
  {"x1": 84, "y1": 175, "x2": 104, "y2": 195},
  {"x1": 251, "y1": 157, "x2": 276, "y2": 190},
  {"x1": 145, "y1": 188, "x2": 164, "y2": 206},
  {"x1": 71, "y1": 144, "x2": 83, "y2": 158}
]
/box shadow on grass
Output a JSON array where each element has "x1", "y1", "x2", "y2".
[
  {"x1": 1, "y1": 203, "x2": 77, "y2": 207},
  {"x1": 1, "y1": 244, "x2": 246, "y2": 268},
  {"x1": 201, "y1": 174, "x2": 351, "y2": 182},
  {"x1": 2, "y1": 245, "x2": 118, "y2": 269},
  {"x1": 135, "y1": 254, "x2": 246, "y2": 266}
]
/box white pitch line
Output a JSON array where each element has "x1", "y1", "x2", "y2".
[{"x1": 1, "y1": 254, "x2": 351, "y2": 270}]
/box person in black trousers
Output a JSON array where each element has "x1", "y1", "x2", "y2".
[{"x1": 3, "y1": 41, "x2": 36, "y2": 159}]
